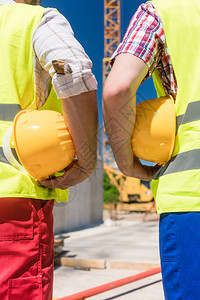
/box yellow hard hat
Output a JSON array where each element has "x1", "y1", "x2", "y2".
[
  {"x1": 12, "y1": 109, "x2": 75, "y2": 180},
  {"x1": 132, "y1": 95, "x2": 176, "y2": 165}
]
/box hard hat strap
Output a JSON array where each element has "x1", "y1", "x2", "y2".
[{"x1": 3, "y1": 125, "x2": 27, "y2": 174}]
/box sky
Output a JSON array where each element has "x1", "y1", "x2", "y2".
[{"x1": 41, "y1": 0, "x2": 157, "y2": 125}]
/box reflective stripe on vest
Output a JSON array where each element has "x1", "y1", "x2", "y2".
[
  {"x1": 176, "y1": 100, "x2": 200, "y2": 133},
  {"x1": 0, "y1": 147, "x2": 19, "y2": 165},
  {"x1": 0, "y1": 104, "x2": 21, "y2": 121},
  {"x1": 0, "y1": 104, "x2": 21, "y2": 163},
  {"x1": 154, "y1": 149, "x2": 200, "y2": 180}
]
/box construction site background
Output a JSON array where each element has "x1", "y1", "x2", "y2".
[{"x1": 53, "y1": 209, "x2": 163, "y2": 300}]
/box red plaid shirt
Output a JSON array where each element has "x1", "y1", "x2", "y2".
[{"x1": 111, "y1": 2, "x2": 177, "y2": 95}]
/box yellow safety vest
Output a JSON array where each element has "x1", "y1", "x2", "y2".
[
  {"x1": 0, "y1": 3, "x2": 68, "y2": 202},
  {"x1": 150, "y1": 0, "x2": 200, "y2": 213}
]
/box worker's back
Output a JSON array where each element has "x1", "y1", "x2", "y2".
[
  {"x1": 0, "y1": 3, "x2": 68, "y2": 202},
  {"x1": 151, "y1": 0, "x2": 200, "y2": 213}
]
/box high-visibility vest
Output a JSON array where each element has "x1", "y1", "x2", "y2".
[
  {"x1": 150, "y1": 0, "x2": 200, "y2": 213},
  {"x1": 0, "y1": 3, "x2": 68, "y2": 202}
]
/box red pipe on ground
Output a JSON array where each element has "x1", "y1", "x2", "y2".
[{"x1": 58, "y1": 266, "x2": 161, "y2": 300}]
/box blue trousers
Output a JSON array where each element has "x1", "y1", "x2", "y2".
[{"x1": 159, "y1": 212, "x2": 200, "y2": 300}]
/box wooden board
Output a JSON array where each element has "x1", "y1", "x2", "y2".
[
  {"x1": 55, "y1": 256, "x2": 106, "y2": 269},
  {"x1": 110, "y1": 261, "x2": 160, "y2": 270}
]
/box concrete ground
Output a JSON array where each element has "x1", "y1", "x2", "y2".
[{"x1": 53, "y1": 210, "x2": 165, "y2": 300}]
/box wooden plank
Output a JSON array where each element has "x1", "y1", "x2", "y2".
[
  {"x1": 110, "y1": 261, "x2": 160, "y2": 270},
  {"x1": 55, "y1": 257, "x2": 106, "y2": 269}
]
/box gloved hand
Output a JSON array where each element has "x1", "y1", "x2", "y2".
[{"x1": 39, "y1": 158, "x2": 96, "y2": 190}]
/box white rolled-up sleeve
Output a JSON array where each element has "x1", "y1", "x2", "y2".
[{"x1": 32, "y1": 8, "x2": 97, "y2": 99}]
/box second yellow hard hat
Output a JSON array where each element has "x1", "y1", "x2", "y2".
[
  {"x1": 132, "y1": 95, "x2": 176, "y2": 165},
  {"x1": 13, "y1": 109, "x2": 75, "y2": 180}
]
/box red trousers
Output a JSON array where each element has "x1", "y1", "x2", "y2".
[{"x1": 0, "y1": 197, "x2": 54, "y2": 300}]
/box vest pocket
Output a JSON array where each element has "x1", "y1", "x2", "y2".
[{"x1": 8, "y1": 276, "x2": 42, "y2": 300}]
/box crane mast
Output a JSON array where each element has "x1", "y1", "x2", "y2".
[
  {"x1": 103, "y1": 0, "x2": 121, "y2": 80},
  {"x1": 103, "y1": 0, "x2": 121, "y2": 173}
]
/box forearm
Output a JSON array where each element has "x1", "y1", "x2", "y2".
[
  {"x1": 39, "y1": 90, "x2": 98, "y2": 190},
  {"x1": 103, "y1": 86, "x2": 136, "y2": 175},
  {"x1": 61, "y1": 90, "x2": 98, "y2": 175},
  {"x1": 103, "y1": 53, "x2": 148, "y2": 176},
  {"x1": 103, "y1": 86, "x2": 159, "y2": 180}
]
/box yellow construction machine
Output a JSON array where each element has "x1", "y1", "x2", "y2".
[{"x1": 103, "y1": 164, "x2": 154, "y2": 212}]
